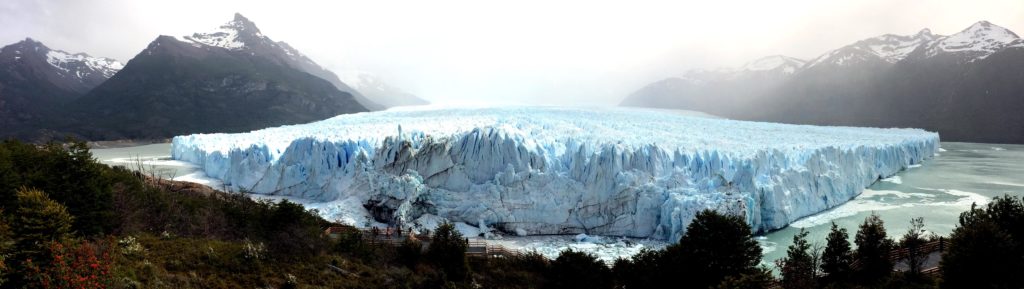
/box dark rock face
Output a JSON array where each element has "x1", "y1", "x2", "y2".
[
  {"x1": 0, "y1": 38, "x2": 122, "y2": 140},
  {"x1": 64, "y1": 34, "x2": 367, "y2": 140},
  {"x1": 623, "y1": 21, "x2": 1024, "y2": 144},
  {"x1": 2, "y1": 14, "x2": 370, "y2": 141}
]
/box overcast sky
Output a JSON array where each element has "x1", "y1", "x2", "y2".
[{"x1": 2, "y1": 0, "x2": 1022, "y2": 105}]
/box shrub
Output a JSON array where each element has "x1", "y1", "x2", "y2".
[
  {"x1": 12, "y1": 188, "x2": 74, "y2": 263},
  {"x1": 23, "y1": 239, "x2": 114, "y2": 289},
  {"x1": 545, "y1": 250, "x2": 612, "y2": 289}
]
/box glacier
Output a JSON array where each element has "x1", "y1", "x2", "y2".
[{"x1": 171, "y1": 107, "x2": 939, "y2": 242}]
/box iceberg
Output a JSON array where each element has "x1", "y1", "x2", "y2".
[{"x1": 171, "y1": 107, "x2": 938, "y2": 242}]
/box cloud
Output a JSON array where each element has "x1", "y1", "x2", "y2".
[{"x1": 2, "y1": 0, "x2": 1022, "y2": 105}]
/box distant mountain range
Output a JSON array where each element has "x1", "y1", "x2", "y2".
[
  {"x1": 339, "y1": 70, "x2": 429, "y2": 109},
  {"x1": 623, "y1": 21, "x2": 1024, "y2": 144},
  {"x1": 0, "y1": 13, "x2": 427, "y2": 141}
]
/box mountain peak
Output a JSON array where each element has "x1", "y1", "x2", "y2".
[
  {"x1": 176, "y1": 14, "x2": 266, "y2": 50},
  {"x1": 807, "y1": 28, "x2": 939, "y2": 68},
  {"x1": 969, "y1": 20, "x2": 993, "y2": 29},
  {"x1": 741, "y1": 55, "x2": 805, "y2": 74},
  {"x1": 916, "y1": 28, "x2": 935, "y2": 39},
  {"x1": 925, "y1": 20, "x2": 1019, "y2": 60},
  {"x1": 12, "y1": 37, "x2": 47, "y2": 51},
  {"x1": 225, "y1": 13, "x2": 261, "y2": 35}
]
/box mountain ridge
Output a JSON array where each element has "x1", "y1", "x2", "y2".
[{"x1": 622, "y1": 20, "x2": 1024, "y2": 144}]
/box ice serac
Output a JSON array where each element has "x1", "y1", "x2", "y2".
[{"x1": 171, "y1": 107, "x2": 939, "y2": 242}]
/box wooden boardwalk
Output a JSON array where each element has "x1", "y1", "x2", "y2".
[{"x1": 326, "y1": 225, "x2": 528, "y2": 259}]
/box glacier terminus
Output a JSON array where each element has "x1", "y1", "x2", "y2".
[{"x1": 171, "y1": 107, "x2": 939, "y2": 242}]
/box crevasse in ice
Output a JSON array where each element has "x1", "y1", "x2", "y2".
[{"x1": 171, "y1": 107, "x2": 939, "y2": 242}]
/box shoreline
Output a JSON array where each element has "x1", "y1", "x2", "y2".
[{"x1": 88, "y1": 139, "x2": 170, "y2": 149}]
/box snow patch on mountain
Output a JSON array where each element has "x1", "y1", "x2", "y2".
[
  {"x1": 925, "y1": 21, "x2": 1020, "y2": 60},
  {"x1": 176, "y1": 13, "x2": 265, "y2": 50},
  {"x1": 808, "y1": 29, "x2": 937, "y2": 67},
  {"x1": 44, "y1": 49, "x2": 123, "y2": 79},
  {"x1": 171, "y1": 107, "x2": 938, "y2": 242},
  {"x1": 740, "y1": 55, "x2": 806, "y2": 74}
]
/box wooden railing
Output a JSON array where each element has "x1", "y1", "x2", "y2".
[
  {"x1": 325, "y1": 225, "x2": 528, "y2": 259},
  {"x1": 888, "y1": 238, "x2": 945, "y2": 261},
  {"x1": 466, "y1": 240, "x2": 525, "y2": 259},
  {"x1": 848, "y1": 238, "x2": 946, "y2": 275}
]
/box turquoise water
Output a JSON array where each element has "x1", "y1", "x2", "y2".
[{"x1": 759, "y1": 142, "x2": 1024, "y2": 267}]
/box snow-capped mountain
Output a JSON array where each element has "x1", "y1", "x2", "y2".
[
  {"x1": 0, "y1": 38, "x2": 122, "y2": 136},
  {"x1": 176, "y1": 14, "x2": 262, "y2": 50},
  {"x1": 339, "y1": 70, "x2": 429, "y2": 108},
  {"x1": 739, "y1": 55, "x2": 806, "y2": 74},
  {"x1": 44, "y1": 48, "x2": 123, "y2": 79},
  {"x1": 807, "y1": 29, "x2": 936, "y2": 68},
  {"x1": 623, "y1": 20, "x2": 1024, "y2": 144},
  {"x1": 55, "y1": 13, "x2": 368, "y2": 140},
  {"x1": 1, "y1": 38, "x2": 123, "y2": 90},
  {"x1": 922, "y1": 21, "x2": 1020, "y2": 61},
  {"x1": 169, "y1": 13, "x2": 424, "y2": 110}
]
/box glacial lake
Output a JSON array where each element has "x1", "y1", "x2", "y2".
[{"x1": 92, "y1": 141, "x2": 1024, "y2": 267}]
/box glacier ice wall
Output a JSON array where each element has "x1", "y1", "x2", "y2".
[{"x1": 171, "y1": 107, "x2": 939, "y2": 242}]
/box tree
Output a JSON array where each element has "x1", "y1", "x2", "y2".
[
  {"x1": 941, "y1": 197, "x2": 1024, "y2": 289},
  {"x1": 545, "y1": 250, "x2": 612, "y2": 289},
  {"x1": 612, "y1": 248, "x2": 665, "y2": 289},
  {"x1": 982, "y1": 195, "x2": 1024, "y2": 252},
  {"x1": 899, "y1": 217, "x2": 927, "y2": 278},
  {"x1": 12, "y1": 188, "x2": 74, "y2": 260},
  {"x1": 428, "y1": 222, "x2": 469, "y2": 282},
  {"x1": 853, "y1": 213, "x2": 894, "y2": 285},
  {"x1": 396, "y1": 237, "x2": 423, "y2": 268},
  {"x1": 714, "y1": 267, "x2": 775, "y2": 289},
  {"x1": 778, "y1": 229, "x2": 816, "y2": 289},
  {"x1": 0, "y1": 211, "x2": 11, "y2": 286},
  {"x1": 0, "y1": 140, "x2": 114, "y2": 236},
  {"x1": 663, "y1": 209, "x2": 762, "y2": 289},
  {"x1": 820, "y1": 222, "x2": 853, "y2": 285}
]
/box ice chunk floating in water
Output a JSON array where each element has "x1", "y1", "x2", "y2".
[{"x1": 171, "y1": 107, "x2": 938, "y2": 242}]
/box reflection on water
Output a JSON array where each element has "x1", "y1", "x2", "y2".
[{"x1": 90, "y1": 142, "x2": 1024, "y2": 267}]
